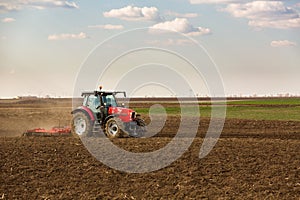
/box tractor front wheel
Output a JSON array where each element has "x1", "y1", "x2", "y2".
[{"x1": 105, "y1": 118, "x2": 123, "y2": 138}]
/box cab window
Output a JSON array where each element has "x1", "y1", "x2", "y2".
[{"x1": 87, "y1": 95, "x2": 100, "y2": 112}]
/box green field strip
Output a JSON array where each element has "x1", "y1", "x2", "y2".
[{"x1": 134, "y1": 105, "x2": 300, "y2": 121}]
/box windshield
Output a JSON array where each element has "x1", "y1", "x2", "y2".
[
  {"x1": 102, "y1": 94, "x2": 118, "y2": 107},
  {"x1": 114, "y1": 92, "x2": 127, "y2": 107}
]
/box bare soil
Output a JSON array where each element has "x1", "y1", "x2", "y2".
[{"x1": 0, "y1": 99, "x2": 299, "y2": 199}]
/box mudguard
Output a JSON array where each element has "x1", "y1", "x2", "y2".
[{"x1": 71, "y1": 106, "x2": 96, "y2": 121}]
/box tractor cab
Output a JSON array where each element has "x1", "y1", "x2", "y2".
[
  {"x1": 82, "y1": 91, "x2": 127, "y2": 122},
  {"x1": 96, "y1": 91, "x2": 125, "y2": 108}
]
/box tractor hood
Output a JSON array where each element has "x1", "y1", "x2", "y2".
[{"x1": 108, "y1": 106, "x2": 136, "y2": 122}]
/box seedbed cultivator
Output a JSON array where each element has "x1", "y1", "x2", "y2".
[{"x1": 23, "y1": 126, "x2": 71, "y2": 136}]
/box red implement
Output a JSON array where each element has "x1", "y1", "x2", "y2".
[{"x1": 24, "y1": 126, "x2": 71, "y2": 136}]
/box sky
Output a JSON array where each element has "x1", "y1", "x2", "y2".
[{"x1": 0, "y1": 0, "x2": 300, "y2": 98}]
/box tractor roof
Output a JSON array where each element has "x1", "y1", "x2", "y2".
[{"x1": 81, "y1": 91, "x2": 126, "y2": 97}]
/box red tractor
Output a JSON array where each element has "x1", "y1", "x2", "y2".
[{"x1": 71, "y1": 90, "x2": 146, "y2": 138}]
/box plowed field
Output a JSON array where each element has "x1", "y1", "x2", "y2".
[{"x1": 0, "y1": 99, "x2": 299, "y2": 199}]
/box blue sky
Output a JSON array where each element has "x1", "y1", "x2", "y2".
[{"x1": 0, "y1": 0, "x2": 300, "y2": 98}]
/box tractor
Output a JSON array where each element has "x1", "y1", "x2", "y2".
[{"x1": 71, "y1": 89, "x2": 146, "y2": 138}]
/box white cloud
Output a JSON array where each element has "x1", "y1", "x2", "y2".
[
  {"x1": 0, "y1": 0, "x2": 78, "y2": 13},
  {"x1": 271, "y1": 40, "x2": 297, "y2": 47},
  {"x1": 165, "y1": 11, "x2": 198, "y2": 18},
  {"x1": 28, "y1": 0, "x2": 78, "y2": 10},
  {"x1": 223, "y1": 1, "x2": 300, "y2": 29},
  {"x1": 48, "y1": 32, "x2": 87, "y2": 41},
  {"x1": 248, "y1": 18, "x2": 300, "y2": 29},
  {"x1": 0, "y1": 2, "x2": 21, "y2": 12},
  {"x1": 88, "y1": 24, "x2": 124, "y2": 30},
  {"x1": 146, "y1": 39, "x2": 194, "y2": 46},
  {"x1": 2, "y1": 17, "x2": 16, "y2": 23},
  {"x1": 103, "y1": 5, "x2": 161, "y2": 21},
  {"x1": 150, "y1": 18, "x2": 211, "y2": 36},
  {"x1": 189, "y1": 0, "x2": 239, "y2": 4}
]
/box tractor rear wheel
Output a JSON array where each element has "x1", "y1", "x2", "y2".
[
  {"x1": 72, "y1": 112, "x2": 92, "y2": 137},
  {"x1": 105, "y1": 118, "x2": 123, "y2": 138}
]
